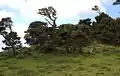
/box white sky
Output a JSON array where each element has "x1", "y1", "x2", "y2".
[{"x1": 0, "y1": 0, "x2": 108, "y2": 19}]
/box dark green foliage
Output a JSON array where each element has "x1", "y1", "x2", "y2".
[
  {"x1": 24, "y1": 21, "x2": 91, "y2": 54},
  {"x1": 1, "y1": 6, "x2": 120, "y2": 57},
  {"x1": 0, "y1": 17, "x2": 22, "y2": 56},
  {"x1": 2, "y1": 32, "x2": 22, "y2": 50},
  {"x1": 79, "y1": 18, "x2": 91, "y2": 25},
  {"x1": 91, "y1": 13, "x2": 120, "y2": 45},
  {"x1": 24, "y1": 7, "x2": 120, "y2": 54},
  {"x1": 24, "y1": 21, "x2": 48, "y2": 45},
  {"x1": 24, "y1": 21, "x2": 57, "y2": 53}
]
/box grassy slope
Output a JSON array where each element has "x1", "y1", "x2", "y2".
[{"x1": 0, "y1": 45, "x2": 120, "y2": 76}]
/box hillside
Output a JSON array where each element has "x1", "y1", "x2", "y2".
[{"x1": 0, "y1": 44, "x2": 120, "y2": 76}]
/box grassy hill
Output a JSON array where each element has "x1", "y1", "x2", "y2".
[{"x1": 0, "y1": 44, "x2": 120, "y2": 76}]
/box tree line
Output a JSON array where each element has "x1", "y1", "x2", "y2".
[{"x1": 0, "y1": 4, "x2": 120, "y2": 57}]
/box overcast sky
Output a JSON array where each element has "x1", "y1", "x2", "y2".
[{"x1": 0, "y1": 0, "x2": 119, "y2": 50}]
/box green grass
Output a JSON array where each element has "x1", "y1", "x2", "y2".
[
  {"x1": 0, "y1": 44, "x2": 120, "y2": 76},
  {"x1": 0, "y1": 54, "x2": 119, "y2": 76}
]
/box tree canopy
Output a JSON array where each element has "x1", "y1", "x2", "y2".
[
  {"x1": 1, "y1": 5, "x2": 120, "y2": 56},
  {"x1": 0, "y1": 17, "x2": 22, "y2": 56}
]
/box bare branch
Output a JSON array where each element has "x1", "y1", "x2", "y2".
[{"x1": 45, "y1": 18, "x2": 53, "y2": 26}]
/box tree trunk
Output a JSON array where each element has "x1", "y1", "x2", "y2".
[{"x1": 12, "y1": 46, "x2": 16, "y2": 57}]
